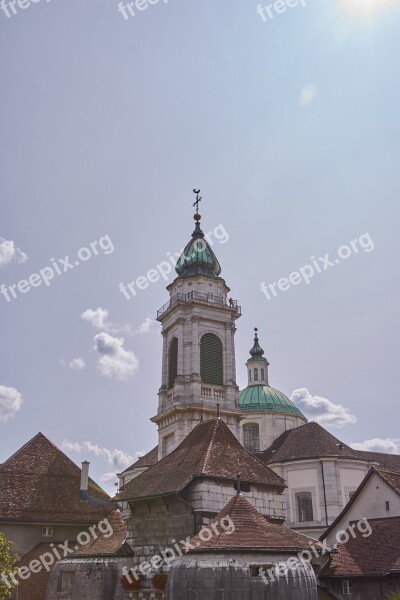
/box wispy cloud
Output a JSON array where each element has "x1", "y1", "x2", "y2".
[
  {"x1": 93, "y1": 332, "x2": 139, "y2": 381},
  {"x1": 0, "y1": 385, "x2": 23, "y2": 423},
  {"x1": 61, "y1": 439, "x2": 143, "y2": 469},
  {"x1": 351, "y1": 438, "x2": 400, "y2": 454},
  {"x1": 291, "y1": 387, "x2": 357, "y2": 427},
  {"x1": 298, "y1": 84, "x2": 317, "y2": 107},
  {"x1": 81, "y1": 307, "x2": 155, "y2": 336},
  {"x1": 60, "y1": 357, "x2": 86, "y2": 370},
  {"x1": 0, "y1": 237, "x2": 28, "y2": 269}
]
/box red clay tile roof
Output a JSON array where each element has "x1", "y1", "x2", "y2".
[
  {"x1": 321, "y1": 517, "x2": 400, "y2": 577},
  {"x1": 71, "y1": 510, "x2": 133, "y2": 557},
  {"x1": 116, "y1": 419, "x2": 285, "y2": 501},
  {"x1": 258, "y1": 422, "x2": 376, "y2": 464},
  {"x1": 0, "y1": 433, "x2": 113, "y2": 523},
  {"x1": 121, "y1": 446, "x2": 158, "y2": 474},
  {"x1": 376, "y1": 468, "x2": 400, "y2": 495},
  {"x1": 189, "y1": 494, "x2": 319, "y2": 552}
]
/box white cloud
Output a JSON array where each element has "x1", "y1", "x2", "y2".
[
  {"x1": 60, "y1": 358, "x2": 86, "y2": 370},
  {"x1": 298, "y1": 84, "x2": 317, "y2": 107},
  {"x1": 100, "y1": 472, "x2": 119, "y2": 484},
  {"x1": 93, "y1": 332, "x2": 139, "y2": 381},
  {"x1": 0, "y1": 237, "x2": 28, "y2": 269},
  {"x1": 0, "y1": 386, "x2": 23, "y2": 423},
  {"x1": 291, "y1": 387, "x2": 357, "y2": 428},
  {"x1": 137, "y1": 317, "x2": 155, "y2": 334},
  {"x1": 81, "y1": 308, "x2": 111, "y2": 331},
  {"x1": 61, "y1": 439, "x2": 144, "y2": 469},
  {"x1": 351, "y1": 438, "x2": 400, "y2": 454},
  {"x1": 69, "y1": 358, "x2": 85, "y2": 370}
]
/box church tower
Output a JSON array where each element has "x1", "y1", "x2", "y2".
[{"x1": 153, "y1": 192, "x2": 242, "y2": 459}]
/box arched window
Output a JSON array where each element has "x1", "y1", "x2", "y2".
[
  {"x1": 243, "y1": 423, "x2": 260, "y2": 453},
  {"x1": 296, "y1": 492, "x2": 314, "y2": 522},
  {"x1": 249, "y1": 369, "x2": 252, "y2": 382},
  {"x1": 261, "y1": 368, "x2": 265, "y2": 381},
  {"x1": 168, "y1": 337, "x2": 178, "y2": 389},
  {"x1": 254, "y1": 368, "x2": 258, "y2": 382},
  {"x1": 200, "y1": 334, "x2": 223, "y2": 386}
]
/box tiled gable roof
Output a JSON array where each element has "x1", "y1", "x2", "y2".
[
  {"x1": 259, "y1": 422, "x2": 374, "y2": 464},
  {"x1": 321, "y1": 517, "x2": 400, "y2": 577},
  {"x1": 0, "y1": 433, "x2": 113, "y2": 523},
  {"x1": 121, "y1": 446, "x2": 158, "y2": 474},
  {"x1": 190, "y1": 494, "x2": 318, "y2": 551},
  {"x1": 116, "y1": 419, "x2": 285, "y2": 501},
  {"x1": 71, "y1": 510, "x2": 133, "y2": 557},
  {"x1": 356, "y1": 450, "x2": 400, "y2": 473}
]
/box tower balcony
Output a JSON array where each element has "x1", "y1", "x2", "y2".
[{"x1": 157, "y1": 291, "x2": 241, "y2": 320}]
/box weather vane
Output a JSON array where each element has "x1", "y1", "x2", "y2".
[{"x1": 193, "y1": 189, "x2": 202, "y2": 213}]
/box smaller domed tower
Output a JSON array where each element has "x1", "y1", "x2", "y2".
[{"x1": 239, "y1": 329, "x2": 307, "y2": 452}]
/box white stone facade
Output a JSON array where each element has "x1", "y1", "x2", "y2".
[{"x1": 270, "y1": 459, "x2": 377, "y2": 538}]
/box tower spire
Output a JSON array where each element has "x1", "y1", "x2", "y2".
[
  {"x1": 193, "y1": 188, "x2": 202, "y2": 215},
  {"x1": 246, "y1": 328, "x2": 270, "y2": 386}
]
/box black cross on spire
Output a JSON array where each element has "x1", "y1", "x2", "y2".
[{"x1": 193, "y1": 189, "x2": 202, "y2": 213}]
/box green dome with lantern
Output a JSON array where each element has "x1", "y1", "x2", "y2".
[{"x1": 239, "y1": 329, "x2": 304, "y2": 417}]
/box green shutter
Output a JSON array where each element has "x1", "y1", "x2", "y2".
[
  {"x1": 168, "y1": 338, "x2": 178, "y2": 389},
  {"x1": 200, "y1": 334, "x2": 223, "y2": 386}
]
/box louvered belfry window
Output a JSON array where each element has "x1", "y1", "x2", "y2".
[
  {"x1": 168, "y1": 337, "x2": 178, "y2": 389},
  {"x1": 200, "y1": 333, "x2": 223, "y2": 386}
]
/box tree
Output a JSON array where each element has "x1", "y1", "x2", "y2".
[{"x1": 0, "y1": 533, "x2": 19, "y2": 599}]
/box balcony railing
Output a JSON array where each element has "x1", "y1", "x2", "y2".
[
  {"x1": 157, "y1": 291, "x2": 241, "y2": 320},
  {"x1": 201, "y1": 386, "x2": 225, "y2": 400}
]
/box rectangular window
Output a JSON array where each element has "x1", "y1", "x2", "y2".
[
  {"x1": 296, "y1": 492, "x2": 314, "y2": 522},
  {"x1": 61, "y1": 572, "x2": 74, "y2": 590},
  {"x1": 386, "y1": 500, "x2": 390, "y2": 511},
  {"x1": 250, "y1": 565, "x2": 274, "y2": 578},
  {"x1": 243, "y1": 424, "x2": 260, "y2": 453},
  {"x1": 342, "y1": 580, "x2": 353, "y2": 595}
]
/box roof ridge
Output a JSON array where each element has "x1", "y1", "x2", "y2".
[{"x1": 201, "y1": 419, "x2": 220, "y2": 473}]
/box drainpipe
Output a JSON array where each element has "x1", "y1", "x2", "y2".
[
  {"x1": 320, "y1": 461, "x2": 329, "y2": 527},
  {"x1": 177, "y1": 481, "x2": 198, "y2": 536}
]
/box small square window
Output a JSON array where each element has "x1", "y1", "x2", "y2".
[
  {"x1": 42, "y1": 527, "x2": 53, "y2": 538},
  {"x1": 250, "y1": 565, "x2": 274, "y2": 578},
  {"x1": 342, "y1": 580, "x2": 353, "y2": 595}
]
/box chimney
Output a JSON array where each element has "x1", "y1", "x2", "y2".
[{"x1": 80, "y1": 461, "x2": 90, "y2": 491}]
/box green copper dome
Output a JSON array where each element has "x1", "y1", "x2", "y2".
[
  {"x1": 239, "y1": 385, "x2": 303, "y2": 415},
  {"x1": 175, "y1": 218, "x2": 222, "y2": 279}
]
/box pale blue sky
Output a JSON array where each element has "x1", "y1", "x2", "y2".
[{"x1": 1, "y1": 0, "x2": 399, "y2": 492}]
